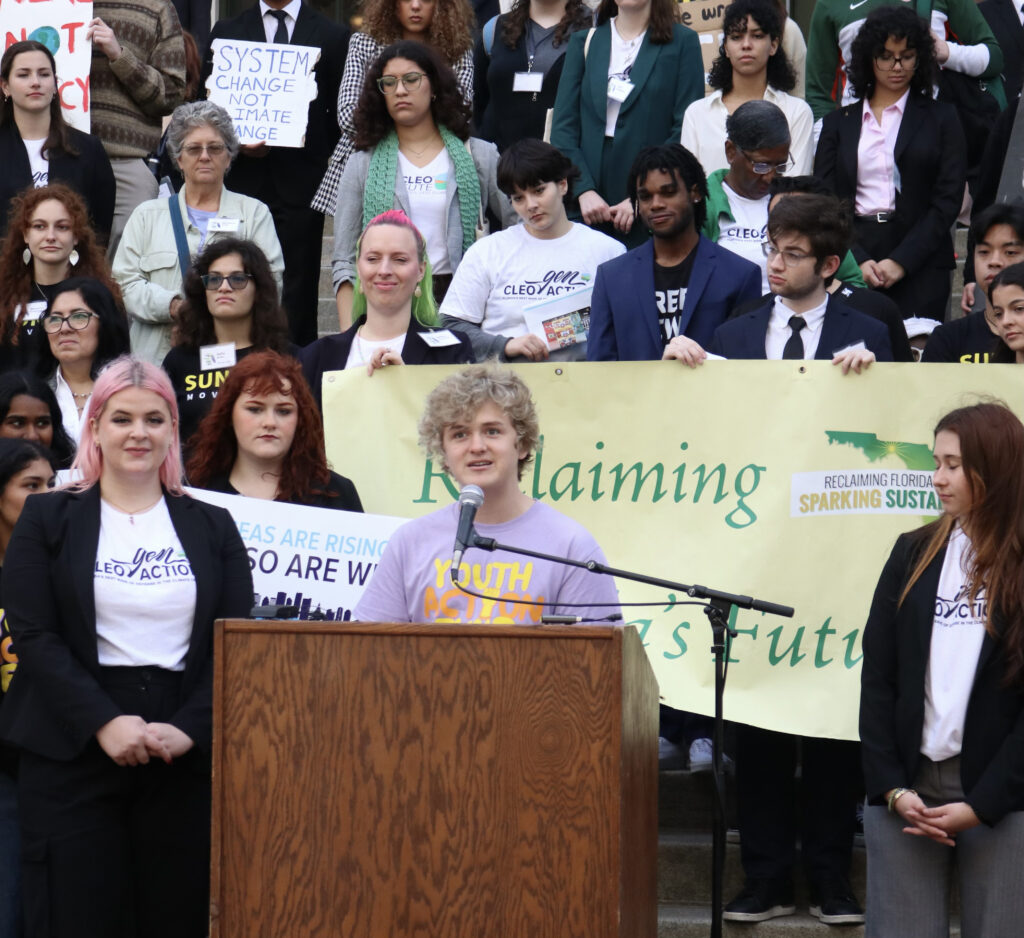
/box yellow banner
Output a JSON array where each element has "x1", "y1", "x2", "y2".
[{"x1": 323, "y1": 361, "x2": 1024, "y2": 739}]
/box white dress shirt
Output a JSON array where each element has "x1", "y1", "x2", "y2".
[
  {"x1": 259, "y1": 0, "x2": 301, "y2": 42},
  {"x1": 765, "y1": 294, "x2": 827, "y2": 359}
]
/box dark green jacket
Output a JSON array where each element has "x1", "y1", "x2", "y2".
[{"x1": 550, "y1": 21, "x2": 703, "y2": 206}]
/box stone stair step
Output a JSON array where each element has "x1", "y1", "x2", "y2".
[
  {"x1": 659, "y1": 766, "x2": 737, "y2": 831},
  {"x1": 658, "y1": 903, "x2": 960, "y2": 938},
  {"x1": 657, "y1": 832, "x2": 866, "y2": 906}
]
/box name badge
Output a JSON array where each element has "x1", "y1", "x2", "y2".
[
  {"x1": 607, "y1": 76, "x2": 634, "y2": 103},
  {"x1": 420, "y1": 329, "x2": 462, "y2": 348},
  {"x1": 20, "y1": 299, "x2": 48, "y2": 323},
  {"x1": 513, "y1": 71, "x2": 544, "y2": 93},
  {"x1": 200, "y1": 342, "x2": 237, "y2": 370},
  {"x1": 208, "y1": 217, "x2": 241, "y2": 233}
]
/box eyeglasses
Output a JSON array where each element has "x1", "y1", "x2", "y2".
[
  {"x1": 377, "y1": 71, "x2": 426, "y2": 94},
  {"x1": 42, "y1": 310, "x2": 98, "y2": 333},
  {"x1": 874, "y1": 51, "x2": 917, "y2": 70},
  {"x1": 201, "y1": 272, "x2": 253, "y2": 291},
  {"x1": 181, "y1": 143, "x2": 228, "y2": 158},
  {"x1": 742, "y1": 150, "x2": 793, "y2": 176},
  {"x1": 761, "y1": 241, "x2": 815, "y2": 267}
]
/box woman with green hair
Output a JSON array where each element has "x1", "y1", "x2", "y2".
[
  {"x1": 331, "y1": 40, "x2": 515, "y2": 330},
  {"x1": 302, "y1": 210, "x2": 472, "y2": 409}
]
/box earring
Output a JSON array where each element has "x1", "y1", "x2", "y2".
[
  {"x1": 414, "y1": 283, "x2": 422, "y2": 297},
  {"x1": 22, "y1": 247, "x2": 30, "y2": 265},
  {"x1": 69, "y1": 249, "x2": 79, "y2": 267}
]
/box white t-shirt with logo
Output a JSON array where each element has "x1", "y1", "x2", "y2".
[
  {"x1": 23, "y1": 138, "x2": 48, "y2": 187},
  {"x1": 439, "y1": 222, "x2": 625, "y2": 337},
  {"x1": 399, "y1": 149, "x2": 452, "y2": 275},
  {"x1": 94, "y1": 498, "x2": 197, "y2": 670},
  {"x1": 717, "y1": 183, "x2": 770, "y2": 293},
  {"x1": 344, "y1": 330, "x2": 408, "y2": 370},
  {"x1": 921, "y1": 525, "x2": 987, "y2": 762}
]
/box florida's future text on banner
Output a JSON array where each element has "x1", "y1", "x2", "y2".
[
  {"x1": 205, "y1": 39, "x2": 319, "y2": 146},
  {"x1": 321, "y1": 361, "x2": 1024, "y2": 740},
  {"x1": 3, "y1": 0, "x2": 93, "y2": 132},
  {"x1": 187, "y1": 489, "x2": 405, "y2": 620}
]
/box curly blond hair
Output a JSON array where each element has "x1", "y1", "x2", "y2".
[
  {"x1": 361, "y1": 0, "x2": 474, "y2": 62},
  {"x1": 418, "y1": 363, "x2": 540, "y2": 480}
]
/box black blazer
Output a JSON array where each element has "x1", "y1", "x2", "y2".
[
  {"x1": 200, "y1": 1, "x2": 350, "y2": 206},
  {"x1": 708, "y1": 294, "x2": 894, "y2": 361},
  {"x1": 0, "y1": 487, "x2": 253, "y2": 761},
  {"x1": 299, "y1": 319, "x2": 473, "y2": 409},
  {"x1": 981, "y1": 0, "x2": 1024, "y2": 102},
  {"x1": 861, "y1": 528, "x2": 1024, "y2": 825},
  {"x1": 814, "y1": 94, "x2": 967, "y2": 275},
  {"x1": 0, "y1": 122, "x2": 116, "y2": 242}
]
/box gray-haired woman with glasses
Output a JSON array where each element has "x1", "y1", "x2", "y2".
[
  {"x1": 24, "y1": 277, "x2": 130, "y2": 444},
  {"x1": 112, "y1": 101, "x2": 285, "y2": 366}
]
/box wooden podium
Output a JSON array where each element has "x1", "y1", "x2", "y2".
[{"x1": 210, "y1": 621, "x2": 659, "y2": 937}]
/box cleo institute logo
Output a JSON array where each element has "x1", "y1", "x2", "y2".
[{"x1": 790, "y1": 431, "x2": 940, "y2": 517}]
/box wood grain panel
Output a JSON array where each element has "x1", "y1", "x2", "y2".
[{"x1": 211, "y1": 622, "x2": 656, "y2": 938}]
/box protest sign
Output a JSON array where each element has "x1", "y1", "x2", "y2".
[
  {"x1": 187, "y1": 488, "x2": 406, "y2": 620},
  {"x1": 205, "y1": 38, "x2": 319, "y2": 146},
  {"x1": 322, "y1": 361, "x2": 1024, "y2": 739},
  {"x1": 2, "y1": 0, "x2": 93, "y2": 131}
]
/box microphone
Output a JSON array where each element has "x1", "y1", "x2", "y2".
[{"x1": 451, "y1": 484, "x2": 485, "y2": 584}]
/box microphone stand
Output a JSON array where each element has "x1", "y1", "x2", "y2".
[{"x1": 462, "y1": 531, "x2": 794, "y2": 938}]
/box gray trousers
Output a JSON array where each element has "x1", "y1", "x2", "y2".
[
  {"x1": 865, "y1": 756, "x2": 1024, "y2": 938},
  {"x1": 108, "y1": 157, "x2": 158, "y2": 261}
]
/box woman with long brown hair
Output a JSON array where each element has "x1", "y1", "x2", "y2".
[
  {"x1": 187, "y1": 350, "x2": 362, "y2": 511},
  {"x1": 860, "y1": 401, "x2": 1024, "y2": 937},
  {"x1": 0, "y1": 40, "x2": 115, "y2": 242},
  {"x1": 0, "y1": 184, "x2": 120, "y2": 367}
]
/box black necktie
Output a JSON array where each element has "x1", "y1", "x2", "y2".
[
  {"x1": 782, "y1": 315, "x2": 806, "y2": 360},
  {"x1": 269, "y1": 9, "x2": 289, "y2": 43}
]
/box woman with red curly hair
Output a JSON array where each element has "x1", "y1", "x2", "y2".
[
  {"x1": 0, "y1": 184, "x2": 120, "y2": 366},
  {"x1": 186, "y1": 350, "x2": 362, "y2": 511}
]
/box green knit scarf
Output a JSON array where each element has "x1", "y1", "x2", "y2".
[{"x1": 362, "y1": 127, "x2": 481, "y2": 256}]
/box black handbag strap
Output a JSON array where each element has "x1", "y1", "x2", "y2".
[{"x1": 166, "y1": 195, "x2": 191, "y2": 279}]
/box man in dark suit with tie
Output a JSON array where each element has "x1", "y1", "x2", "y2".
[
  {"x1": 587, "y1": 144, "x2": 762, "y2": 362},
  {"x1": 709, "y1": 193, "x2": 892, "y2": 369},
  {"x1": 201, "y1": 0, "x2": 350, "y2": 346},
  {"x1": 710, "y1": 192, "x2": 889, "y2": 926}
]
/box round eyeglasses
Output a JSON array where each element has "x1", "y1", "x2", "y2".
[
  {"x1": 742, "y1": 150, "x2": 794, "y2": 176},
  {"x1": 377, "y1": 72, "x2": 426, "y2": 94},
  {"x1": 42, "y1": 310, "x2": 98, "y2": 334},
  {"x1": 201, "y1": 272, "x2": 254, "y2": 291}
]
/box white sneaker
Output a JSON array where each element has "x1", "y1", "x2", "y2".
[
  {"x1": 688, "y1": 737, "x2": 713, "y2": 772},
  {"x1": 658, "y1": 736, "x2": 687, "y2": 770}
]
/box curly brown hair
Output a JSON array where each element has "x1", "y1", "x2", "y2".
[
  {"x1": 353, "y1": 40, "x2": 471, "y2": 149},
  {"x1": 186, "y1": 350, "x2": 336, "y2": 505},
  {"x1": 0, "y1": 184, "x2": 120, "y2": 347},
  {"x1": 173, "y1": 238, "x2": 290, "y2": 351},
  {"x1": 501, "y1": 0, "x2": 592, "y2": 50},
  {"x1": 362, "y1": 0, "x2": 475, "y2": 61}
]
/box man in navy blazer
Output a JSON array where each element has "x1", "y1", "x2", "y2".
[
  {"x1": 710, "y1": 193, "x2": 892, "y2": 369},
  {"x1": 587, "y1": 144, "x2": 762, "y2": 361}
]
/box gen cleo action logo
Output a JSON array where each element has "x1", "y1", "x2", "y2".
[{"x1": 790, "y1": 431, "x2": 940, "y2": 517}]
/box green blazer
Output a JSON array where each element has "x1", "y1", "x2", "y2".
[{"x1": 550, "y1": 21, "x2": 703, "y2": 206}]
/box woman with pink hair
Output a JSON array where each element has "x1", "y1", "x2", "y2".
[{"x1": 0, "y1": 356, "x2": 252, "y2": 938}]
